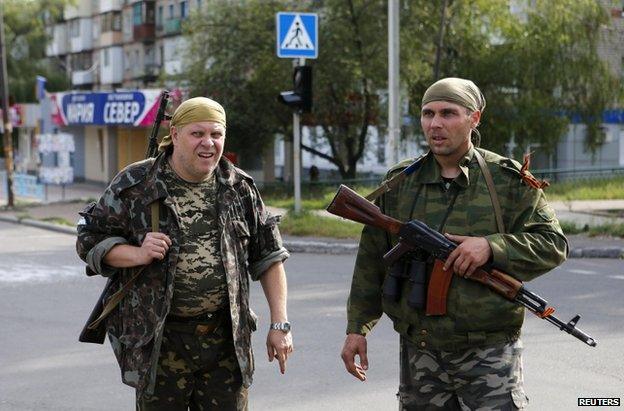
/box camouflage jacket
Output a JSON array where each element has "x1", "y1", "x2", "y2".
[
  {"x1": 76, "y1": 153, "x2": 289, "y2": 394},
  {"x1": 347, "y1": 147, "x2": 568, "y2": 351}
]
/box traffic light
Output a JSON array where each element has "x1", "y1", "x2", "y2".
[{"x1": 278, "y1": 66, "x2": 312, "y2": 113}]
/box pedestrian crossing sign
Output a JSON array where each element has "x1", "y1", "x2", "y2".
[{"x1": 276, "y1": 12, "x2": 318, "y2": 59}]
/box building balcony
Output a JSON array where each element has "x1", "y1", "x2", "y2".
[
  {"x1": 72, "y1": 69, "x2": 95, "y2": 86},
  {"x1": 133, "y1": 23, "x2": 155, "y2": 42},
  {"x1": 164, "y1": 18, "x2": 181, "y2": 35},
  {"x1": 99, "y1": 0, "x2": 123, "y2": 13}
]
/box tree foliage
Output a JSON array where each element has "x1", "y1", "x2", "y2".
[
  {"x1": 182, "y1": 1, "x2": 297, "y2": 167},
  {"x1": 2, "y1": 0, "x2": 70, "y2": 103},
  {"x1": 182, "y1": 0, "x2": 387, "y2": 178},
  {"x1": 181, "y1": 0, "x2": 622, "y2": 177},
  {"x1": 401, "y1": 0, "x2": 622, "y2": 155}
]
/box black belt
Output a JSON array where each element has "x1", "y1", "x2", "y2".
[
  {"x1": 167, "y1": 309, "x2": 225, "y2": 323},
  {"x1": 166, "y1": 310, "x2": 229, "y2": 336}
]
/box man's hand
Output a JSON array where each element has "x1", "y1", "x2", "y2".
[
  {"x1": 266, "y1": 330, "x2": 293, "y2": 374},
  {"x1": 136, "y1": 232, "x2": 172, "y2": 265},
  {"x1": 443, "y1": 233, "x2": 492, "y2": 278},
  {"x1": 341, "y1": 333, "x2": 368, "y2": 381}
]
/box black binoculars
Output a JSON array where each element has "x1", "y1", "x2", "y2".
[{"x1": 383, "y1": 256, "x2": 428, "y2": 309}]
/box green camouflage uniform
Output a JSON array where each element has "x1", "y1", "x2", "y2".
[
  {"x1": 347, "y1": 147, "x2": 568, "y2": 409},
  {"x1": 76, "y1": 153, "x2": 289, "y2": 400}
]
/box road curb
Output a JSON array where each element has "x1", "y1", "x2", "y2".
[
  {"x1": 1, "y1": 215, "x2": 622, "y2": 258},
  {"x1": 284, "y1": 240, "x2": 359, "y2": 254}
]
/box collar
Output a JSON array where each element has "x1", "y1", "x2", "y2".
[{"x1": 416, "y1": 146, "x2": 477, "y2": 188}]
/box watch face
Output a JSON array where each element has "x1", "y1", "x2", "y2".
[{"x1": 272, "y1": 322, "x2": 291, "y2": 332}]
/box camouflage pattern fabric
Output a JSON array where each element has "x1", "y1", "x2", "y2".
[
  {"x1": 347, "y1": 146, "x2": 569, "y2": 351},
  {"x1": 398, "y1": 338, "x2": 528, "y2": 410},
  {"x1": 137, "y1": 318, "x2": 248, "y2": 411},
  {"x1": 76, "y1": 153, "x2": 289, "y2": 396},
  {"x1": 161, "y1": 162, "x2": 228, "y2": 316}
]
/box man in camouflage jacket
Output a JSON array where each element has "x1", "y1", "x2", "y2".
[
  {"x1": 340, "y1": 78, "x2": 568, "y2": 410},
  {"x1": 77, "y1": 97, "x2": 292, "y2": 410}
]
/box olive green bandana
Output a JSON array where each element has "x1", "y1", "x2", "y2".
[
  {"x1": 421, "y1": 77, "x2": 486, "y2": 113},
  {"x1": 159, "y1": 97, "x2": 227, "y2": 152},
  {"x1": 421, "y1": 77, "x2": 486, "y2": 146}
]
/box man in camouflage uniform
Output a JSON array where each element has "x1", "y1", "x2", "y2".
[
  {"x1": 340, "y1": 78, "x2": 568, "y2": 410},
  {"x1": 77, "y1": 97, "x2": 293, "y2": 410}
]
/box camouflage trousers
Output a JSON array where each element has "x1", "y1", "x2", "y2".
[
  {"x1": 137, "y1": 316, "x2": 248, "y2": 411},
  {"x1": 398, "y1": 338, "x2": 529, "y2": 411}
]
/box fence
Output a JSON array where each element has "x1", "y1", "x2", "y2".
[
  {"x1": 532, "y1": 166, "x2": 624, "y2": 182},
  {"x1": 259, "y1": 166, "x2": 624, "y2": 196}
]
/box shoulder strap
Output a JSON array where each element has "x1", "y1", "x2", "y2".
[
  {"x1": 86, "y1": 201, "x2": 160, "y2": 331},
  {"x1": 366, "y1": 154, "x2": 427, "y2": 202},
  {"x1": 473, "y1": 149, "x2": 506, "y2": 234}
]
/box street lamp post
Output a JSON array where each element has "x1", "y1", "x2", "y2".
[{"x1": 0, "y1": 3, "x2": 15, "y2": 207}]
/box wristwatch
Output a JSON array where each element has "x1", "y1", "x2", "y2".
[{"x1": 270, "y1": 322, "x2": 291, "y2": 333}]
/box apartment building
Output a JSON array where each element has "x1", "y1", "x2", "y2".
[{"x1": 44, "y1": 0, "x2": 200, "y2": 184}]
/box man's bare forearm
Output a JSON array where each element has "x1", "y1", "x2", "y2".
[
  {"x1": 103, "y1": 244, "x2": 144, "y2": 268},
  {"x1": 260, "y1": 262, "x2": 288, "y2": 322}
]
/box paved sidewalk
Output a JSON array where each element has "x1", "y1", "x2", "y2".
[{"x1": 1, "y1": 183, "x2": 623, "y2": 258}]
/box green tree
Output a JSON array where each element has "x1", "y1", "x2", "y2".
[
  {"x1": 181, "y1": 1, "x2": 296, "y2": 167},
  {"x1": 2, "y1": 0, "x2": 70, "y2": 103},
  {"x1": 182, "y1": 0, "x2": 387, "y2": 178},
  {"x1": 401, "y1": 0, "x2": 622, "y2": 156}
]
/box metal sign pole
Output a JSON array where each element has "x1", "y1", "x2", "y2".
[
  {"x1": 293, "y1": 111, "x2": 301, "y2": 213},
  {"x1": 388, "y1": 0, "x2": 400, "y2": 166}
]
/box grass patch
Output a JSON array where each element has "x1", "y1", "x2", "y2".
[
  {"x1": 560, "y1": 220, "x2": 624, "y2": 238},
  {"x1": 546, "y1": 176, "x2": 624, "y2": 201},
  {"x1": 41, "y1": 217, "x2": 74, "y2": 227},
  {"x1": 279, "y1": 211, "x2": 362, "y2": 239},
  {"x1": 265, "y1": 185, "x2": 375, "y2": 210}
]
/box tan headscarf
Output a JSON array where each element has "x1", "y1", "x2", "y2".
[
  {"x1": 158, "y1": 97, "x2": 226, "y2": 152},
  {"x1": 421, "y1": 77, "x2": 486, "y2": 112},
  {"x1": 421, "y1": 77, "x2": 486, "y2": 146}
]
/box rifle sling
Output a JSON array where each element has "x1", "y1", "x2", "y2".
[
  {"x1": 473, "y1": 149, "x2": 505, "y2": 234},
  {"x1": 87, "y1": 201, "x2": 159, "y2": 330}
]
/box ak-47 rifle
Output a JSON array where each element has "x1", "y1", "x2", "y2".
[
  {"x1": 326, "y1": 184, "x2": 597, "y2": 347},
  {"x1": 79, "y1": 90, "x2": 171, "y2": 344},
  {"x1": 146, "y1": 90, "x2": 171, "y2": 158}
]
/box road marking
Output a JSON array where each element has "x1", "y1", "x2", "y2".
[
  {"x1": 0, "y1": 263, "x2": 82, "y2": 283},
  {"x1": 610, "y1": 275, "x2": 624, "y2": 280},
  {"x1": 568, "y1": 269, "x2": 597, "y2": 275}
]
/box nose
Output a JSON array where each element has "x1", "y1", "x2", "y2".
[
  {"x1": 429, "y1": 114, "x2": 443, "y2": 129},
  {"x1": 200, "y1": 137, "x2": 214, "y2": 147}
]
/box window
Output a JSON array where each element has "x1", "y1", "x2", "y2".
[
  {"x1": 133, "y1": 3, "x2": 142, "y2": 25},
  {"x1": 70, "y1": 52, "x2": 92, "y2": 70},
  {"x1": 101, "y1": 11, "x2": 122, "y2": 32},
  {"x1": 157, "y1": 6, "x2": 163, "y2": 26},
  {"x1": 169, "y1": 4, "x2": 174, "y2": 18},
  {"x1": 69, "y1": 19, "x2": 80, "y2": 38},
  {"x1": 180, "y1": 1, "x2": 187, "y2": 19},
  {"x1": 197, "y1": 0, "x2": 202, "y2": 10},
  {"x1": 103, "y1": 48, "x2": 109, "y2": 66}
]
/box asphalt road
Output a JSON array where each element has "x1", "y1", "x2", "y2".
[{"x1": 0, "y1": 221, "x2": 622, "y2": 410}]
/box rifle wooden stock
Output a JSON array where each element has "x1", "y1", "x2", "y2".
[
  {"x1": 327, "y1": 185, "x2": 403, "y2": 235},
  {"x1": 468, "y1": 267, "x2": 522, "y2": 300}
]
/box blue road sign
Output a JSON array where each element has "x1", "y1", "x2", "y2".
[{"x1": 276, "y1": 12, "x2": 318, "y2": 59}]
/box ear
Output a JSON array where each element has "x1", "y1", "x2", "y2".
[
  {"x1": 470, "y1": 110, "x2": 481, "y2": 128},
  {"x1": 171, "y1": 126, "x2": 178, "y2": 145}
]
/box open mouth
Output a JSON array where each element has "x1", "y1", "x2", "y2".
[{"x1": 198, "y1": 153, "x2": 214, "y2": 159}]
